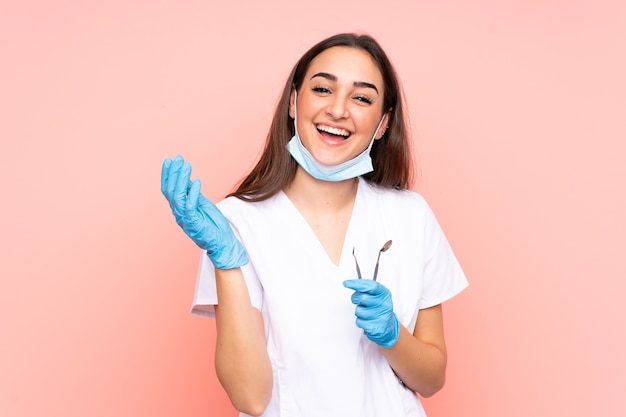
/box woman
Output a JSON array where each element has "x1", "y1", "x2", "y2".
[{"x1": 161, "y1": 33, "x2": 468, "y2": 417}]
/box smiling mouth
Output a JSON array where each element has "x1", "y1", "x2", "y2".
[{"x1": 316, "y1": 124, "x2": 352, "y2": 140}]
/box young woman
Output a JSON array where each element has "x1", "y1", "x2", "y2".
[{"x1": 161, "y1": 33, "x2": 468, "y2": 417}]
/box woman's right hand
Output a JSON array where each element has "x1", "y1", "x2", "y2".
[{"x1": 161, "y1": 155, "x2": 249, "y2": 269}]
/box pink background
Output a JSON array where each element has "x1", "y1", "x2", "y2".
[{"x1": 2, "y1": 1, "x2": 625, "y2": 416}]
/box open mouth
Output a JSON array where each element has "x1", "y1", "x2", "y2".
[{"x1": 316, "y1": 124, "x2": 352, "y2": 140}]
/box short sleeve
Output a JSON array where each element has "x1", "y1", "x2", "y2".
[
  {"x1": 190, "y1": 251, "x2": 217, "y2": 317},
  {"x1": 190, "y1": 197, "x2": 265, "y2": 318},
  {"x1": 417, "y1": 203, "x2": 468, "y2": 309},
  {"x1": 190, "y1": 250, "x2": 264, "y2": 318}
]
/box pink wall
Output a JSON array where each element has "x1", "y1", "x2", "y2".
[{"x1": 2, "y1": 1, "x2": 625, "y2": 416}]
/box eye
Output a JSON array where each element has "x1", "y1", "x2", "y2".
[
  {"x1": 312, "y1": 86, "x2": 331, "y2": 94},
  {"x1": 354, "y1": 95, "x2": 373, "y2": 105}
]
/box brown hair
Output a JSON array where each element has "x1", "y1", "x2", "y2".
[{"x1": 229, "y1": 33, "x2": 414, "y2": 202}]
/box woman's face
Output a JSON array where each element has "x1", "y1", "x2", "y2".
[{"x1": 290, "y1": 46, "x2": 389, "y2": 167}]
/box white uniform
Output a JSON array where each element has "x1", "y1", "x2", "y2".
[{"x1": 192, "y1": 177, "x2": 468, "y2": 417}]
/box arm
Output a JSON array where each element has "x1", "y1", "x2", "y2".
[
  {"x1": 160, "y1": 156, "x2": 272, "y2": 414},
  {"x1": 379, "y1": 304, "x2": 447, "y2": 397},
  {"x1": 343, "y1": 279, "x2": 449, "y2": 398},
  {"x1": 214, "y1": 268, "x2": 272, "y2": 416}
]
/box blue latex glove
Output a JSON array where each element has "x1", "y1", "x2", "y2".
[
  {"x1": 161, "y1": 155, "x2": 249, "y2": 269},
  {"x1": 343, "y1": 279, "x2": 400, "y2": 348}
]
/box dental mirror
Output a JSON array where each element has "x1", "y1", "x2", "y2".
[{"x1": 372, "y1": 240, "x2": 393, "y2": 281}]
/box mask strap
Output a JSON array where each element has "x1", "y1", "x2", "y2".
[
  {"x1": 372, "y1": 115, "x2": 385, "y2": 141},
  {"x1": 293, "y1": 90, "x2": 299, "y2": 136}
]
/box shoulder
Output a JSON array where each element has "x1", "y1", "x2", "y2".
[
  {"x1": 359, "y1": 180, "x2": 438, "y2": 234},
  {"x1": 216, "y1": 195, "x2": 248, "y2": 212},
  {"x1": 360, "y1": 179, "x2": 429, "y2": 212},
  {"x1": 216, "y1": 193, "x2": 285, "y2": 222}
]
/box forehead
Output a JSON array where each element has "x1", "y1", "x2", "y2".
[{"x1": 305, "y1": 46, "x2": 384, "y2": 87}]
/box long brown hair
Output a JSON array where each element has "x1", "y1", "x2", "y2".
[{"x1": 229, "y1": 33, "x2": 414, "y2": 202}]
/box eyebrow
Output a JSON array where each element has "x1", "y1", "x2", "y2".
[{"x1": 310, "y1": 72, "x2": 379, "y2": 94}]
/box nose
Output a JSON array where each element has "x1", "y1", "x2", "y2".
[{"x1": 326, "y1": 94, "x2": 349, "y2": 119}]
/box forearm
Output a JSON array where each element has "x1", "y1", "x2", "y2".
[
  {"x1": 381, "y1": 325, "x2": 447, "y2": 397},
  {"x1": 214, "y1": 267, "x2": 272, "y2": 415},
  {"x1": 379, "y1": 303, "x2": 448, "y2": 398}
]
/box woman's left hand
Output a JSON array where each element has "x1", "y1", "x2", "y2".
[{"x1": 343, "y1": 279, "x2": 400, "y2": 348}]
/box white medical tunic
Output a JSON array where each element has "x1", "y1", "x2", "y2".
[{"x1": 192, "y1": 177, "x2": 468, "y2": 417}]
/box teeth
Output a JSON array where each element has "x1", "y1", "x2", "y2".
[{"x1": 317, "y1": 125, "x2": 350, "y2": 137}]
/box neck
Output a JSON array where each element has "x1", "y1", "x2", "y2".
[{"x1": 284, "y1": 167, "x2": 359, "y2": 211}]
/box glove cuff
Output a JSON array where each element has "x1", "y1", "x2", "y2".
[
  {"x1": 378, "y1": 314, "x2": 400, "y2": 349},
  {"x1": 208, "y1": 241, "x2": 249, "y2": 270}
]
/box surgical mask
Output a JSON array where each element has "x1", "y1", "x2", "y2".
[{"x1": 287, "y1": 91, "x2": 385, "y2": 182}]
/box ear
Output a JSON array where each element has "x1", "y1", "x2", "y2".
[
  {"x1": 289, "y1": 88, "x2": 296, "y2": 119},
  {"x1": 375, "y1": 109, "x2": 393, "y2": 140}
]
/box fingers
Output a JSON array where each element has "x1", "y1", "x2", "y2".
[
  {"x1": 186, "y1": 178, "x2": 201, "y2": 211},
  {"x1": 160, "y1": 158, "x2": 172, "y2": 196},
  {"x1": 343, "y1": 279, "x2": 382, "y2": 294},
  {"x1": 163, "y1": 155, "x2": 181, "y2": 198},
  {"x1": 162, "y1": 155, "x2": 193, "y2": 219},
  {"x1": 355, "y1": 305, "x2": 386, "y2": 321},
  {"x1": 165, "y1": 156, "x2": 186, "y2": 197},
  {"x1": 344, "y1": 277, "x2": 398, "y2": 347},
  {"x1": 175, "y1": 161, "x2": 191, "y2": 199},
  {"x1": 183, "y1": 179, "x2": 205, "y2": 237},
  {"x1": 344, "y1": 279, "x2": 391, "y2": 308}
]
